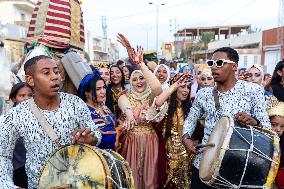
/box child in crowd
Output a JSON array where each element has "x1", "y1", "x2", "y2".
[
  {"x1": 268, "y1": 102, "x2": 284, "y2": 189},
  {"x1": 9, "y1": 82, "x2": 33, "y2": 188}
]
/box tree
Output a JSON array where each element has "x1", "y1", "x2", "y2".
[
  {"x1": 201, "y1": 32, "x2": 215, "y2": 49},
  {"x1": 247, "y1": 27, "x2": 262, "y2": 34}
]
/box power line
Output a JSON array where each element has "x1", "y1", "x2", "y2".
[
  {"x1": 221, "y1": 0, "x2": 257, "y2": 25},
  {"x1": 85, "y1": 0, "x2": 199, "y2": 22}
]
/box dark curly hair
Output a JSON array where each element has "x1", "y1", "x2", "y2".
[
  {"x1": 271, "y1": 60, "x2": 284, "y2": 85},
  {"x1": 213, "y1": 47, "x2": 239, "y2": 63}
]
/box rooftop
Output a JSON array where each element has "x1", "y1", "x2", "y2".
[{"x1": 174, "y1": 24, "x2": 251, "y2": 37}]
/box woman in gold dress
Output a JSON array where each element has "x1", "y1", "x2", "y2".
[
  {"x1": 117, "y1": 48, "x2": 167, "y2": 189},
  {"x1": 155, "y1": 73, "x2": 196, "y2": 189},
  {"x1": 109, "y1": 65, "x2": 127, "y2": 118}
]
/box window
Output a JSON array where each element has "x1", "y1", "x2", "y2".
[
  {"x1": 253, "y1": 55, "x2": 258, "y2": 64},
  {"x1": 244, "y1": 56, "x2": 248, "y2": 67},
  {"x1": 21, "y1": 13, "x2": 26, "y2": 21}
]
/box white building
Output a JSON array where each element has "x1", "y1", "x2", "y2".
[
  {"x1": 85, "y1": 32, "x2": 119, "y2": 65},
  {"x1": 0, "y1": 0, "x2": 35, "y2": 27},
  {"x1": 208, "y1": 32, "x2": 262, "y2": 68}
]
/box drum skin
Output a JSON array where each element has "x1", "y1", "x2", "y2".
[
  {"x1": 200, "y1": 116, "x2": 280, "y2": 189},
  {"x1": 38, "y1": 144, "x2": 134, "y2": 189}
]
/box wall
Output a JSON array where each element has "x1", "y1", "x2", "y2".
[
  {"x1": 208, "y1": 32, "x2": 262, "y2": 50},
  {"x1": 0, "y1": 1, "x2": 33, "y2": 25},
  {"x1": 238, "y1": 53, "x2": 261, "y2": 69},
  {"x1": 261, "y1": 26, "x2": 284, "y2": 73}
]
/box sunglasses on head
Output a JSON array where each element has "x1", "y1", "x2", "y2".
[{"x1": 206, "y1": 59, "x2": 237, "y2": 68}]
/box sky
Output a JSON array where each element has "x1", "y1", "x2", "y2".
[{"x1": 81, "y1": 0, "x2": 280, "y2": 57}]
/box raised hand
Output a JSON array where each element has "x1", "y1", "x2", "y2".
[
  {"x1": 176, "y1": 74, "x2": 190, "y2": 87},
  {"x1": 171, "y1": 73, "x2": 190, "y2": 91},
  {"x1": 133, "y1": 46, "x2": 143, "y2": 66},
  {"x1": 117, "y1": 33, "x2": 135, "y2": 61}
]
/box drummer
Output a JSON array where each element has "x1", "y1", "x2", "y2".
[
  {"x1": 182, "y1": 47, "x2": 271, "y2": 189},
  {"x1": 0, "y1": 55, "x2": 102, "y2": 189}
]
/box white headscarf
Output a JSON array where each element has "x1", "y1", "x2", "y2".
[
  {"x1": 248, "y1": 64, "x2": 264, "y2": 81},
  {"x1": 128, "y1": 70, "x2": 151, "y2": 101},
  {"x1": 153, "y1": 64, "x2": 170, "y2": 90}
]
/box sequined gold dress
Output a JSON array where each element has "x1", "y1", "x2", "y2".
[
  {"x1": 111, "y1": 87, "x2": 123, "y2": 118},
  {"x1": 164, "y1": 103, "x2": 195, "y2": 189}
]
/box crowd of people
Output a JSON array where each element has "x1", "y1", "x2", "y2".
[
  {"x1": 0, "y1": 1, "x2": 283, "y2": 188},
  {"x1": 0, "y1": 39, "x2": 283, "y2": 189}
]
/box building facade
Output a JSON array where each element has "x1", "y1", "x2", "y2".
[
  {"x1": 261, "y1": 26, "x2": 284, "y2": 74},
  {"x1": 0, "y1": 0, "x2": 36, "y2": 64},
  {"x1": 85, "y1": 33, "x2": 119, "y2": 65}
]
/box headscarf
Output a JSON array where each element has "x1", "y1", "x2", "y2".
[
  {"x1": 78, "y1": 68, "x2": 102, "y2": 95},
  {"x1": 200, "y1": 69, "x2": 213, "y2": 78},
  {"x1": 153, "y1": 64, "x2": 170, "y2": 91},
  {"x1": 179, "y1": 65, "x2": 193, "y2": 74},
  {"x1": 128, "y1": 70, "x2": 151, "y2": 101},
  {"x1": 248, "y1": 64, "x2": 264, "y2": 75}
]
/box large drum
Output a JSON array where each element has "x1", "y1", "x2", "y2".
[
  {"x1": 199, "y1": 116, "x2": 280, "y2": 189},
  {"x1": 38, "y1": 144, "x2": 134, "y2": 189}
]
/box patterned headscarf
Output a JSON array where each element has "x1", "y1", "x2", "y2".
[
  {"x1": 248, "y1": 64, "x2": 264, "y2": 76},
  {"x1": 128, "y1": 70, "x2": 151, "y2": 101}
]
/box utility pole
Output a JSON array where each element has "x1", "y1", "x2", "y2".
[
  {"x1": 279, "y1": 0, "x2": 284, "y2": 26},
  {"x1": 142, "y1": 27, "x2": 152, "y2": 51},
  {"x1": 149, "y1": 2, "x2": 165, "y2": 53},
  {"x1": 101, "y1": 16, "x2": 107, "y2": 39}
]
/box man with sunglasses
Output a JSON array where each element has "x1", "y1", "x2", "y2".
[{"x1": 182, "y1": 47, "x2": 271, "y2": 189}]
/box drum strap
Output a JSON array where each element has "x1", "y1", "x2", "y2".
[
  {"x1": 212, "y1": 87, "x2": 220, "y2": 111},
  {"x1": 28, "y1": 98, "x2": 60, "y2": 144}
]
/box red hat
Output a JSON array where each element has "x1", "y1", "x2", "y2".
[{"x1": 27, "y1": 0, "x2": 85, "y2": 50}]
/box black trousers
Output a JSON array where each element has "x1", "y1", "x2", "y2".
[
  {"x1": 13, "y1": 166, "x2": 28, "y2": 188},
  {"x1": 191, "y1": 166, "x2": 215, "y2": 189}
]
